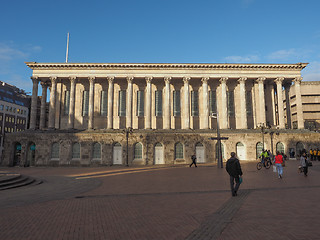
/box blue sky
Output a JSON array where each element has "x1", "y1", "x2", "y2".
[{"x1": 1, "y1": 0, "x2": 320, "y2": 94}]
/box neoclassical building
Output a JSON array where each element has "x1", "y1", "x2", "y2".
[{"x1": 3, "y1": 62, "x2": 320, "y2": 167}]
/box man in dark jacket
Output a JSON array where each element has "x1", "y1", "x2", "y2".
[{"x1": 226, "y1": 152, "x2": 243, "y2": 197}]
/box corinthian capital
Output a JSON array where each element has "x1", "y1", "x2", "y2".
[
  {"x1": 275, "y1": 77, "x2": 284, "y2": 84},
  {"x1": 238, "y1": 77, "x2": 247, "y2": 84},
  {"x1": 164, "y1": 77, "x2": 171, "y2": 84},
  {"x1": 183, "y1": 77, "x2": 191, "y2": 84},
  {"x1": 127, "y1": 76, "x2": 134, "y2": 83},
  {"x1": 88, "y1": 76, "x2": 95, "y2": 83},
  {"x1": 201, "y1": 77, "x2": 209, "y2": 84},
  {"x1": 256, "y1": 77, "x2": 266, "y2": 83},
  {"x1": 31, "y1": 76, "x2": 39, "y2": 84},
  {"x1": 69, "y1": 76, "x2": 77, "y2": 84},
  {"x1": 107, "y1": 76, "x2": 114, "y2": 83},
  {"x1": 40, "y1": 81, "x2": 48, "y2": 88},
  {"x1": 145, "y1": 77, "x2": 153, "y2": 83},
  {"x1": 219, "y1": 77, "x2": 228, "y2": 84},
  {"x1": 49, "y1": 76, "x2": 57, "y2": 84},
  {"x1": 293, "y1": 77, "x2": 303, "y2": 84}
]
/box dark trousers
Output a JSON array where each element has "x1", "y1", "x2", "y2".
[
  {"x1": 190, "y1": 160, "x2": 197, "y2": 167},
  {"x1": 230, "y1": 175, "x2": 240, "y2": 196},
  {"x1": 303, "y1": 166, "x2": 308, "y2": 176}
]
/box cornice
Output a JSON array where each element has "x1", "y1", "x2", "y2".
[{"x1": 25, "y1": 62, "x2": 309, "y2": 71}]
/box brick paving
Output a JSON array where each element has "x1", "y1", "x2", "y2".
[{"x1": 0, "y1": 160, "x2": 319, "y2": 240}]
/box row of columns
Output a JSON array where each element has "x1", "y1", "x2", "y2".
[{"x1": 29, "y1": 76, "x2": 305, "y2": 130}]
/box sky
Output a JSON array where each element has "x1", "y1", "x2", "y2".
[{"x1": 1, "y1": 0, "x2": 320, "y2": 95}]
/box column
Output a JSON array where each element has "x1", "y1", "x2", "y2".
[
  {"x1": 238, "y1": 77, "x2": 247, "y2": 129},
  {"x1": 275, "y1": 77, "x2": 285, "y2": 128},
  {"x1": 257, "y1": 77, "x2": 266, "y2": 125},
  {"x1": 107, "y1": 76, "x2": 114, "y2": 129},
  {"x1": 29, "y1": 76, "x2": 39, "y2": 129},
  {"x1": 126, "y1": 76, "x2": 134, "y2": 128},
  {"x1": 145, "y1": 77, "x2": 152, "y2": 129},
  {"x1": 284, "y1": 83, "x2": 292, "y2": 129},
  {"x1": 163, "y1": 77, "x2": 171, "y2": 129},
  {"x1": 39, "y1": 81, "x2": 48, "y2": 129},
  {"x1": 219, "y1": 77, "x2": 228, "y2": 129},
  {"x1": 201, "y1": 77, "x2": 209, "y2": 129},
  {"x1": 48, "y1": 76, "x2": 57, "y2": 129},
  {"x1": 294, "y1": 77, "x2": 304, "y2": 129},
  {"x1": 183, "y1": 77, "x2": 190, "y2": 129},
  {"x1": 68, "y1": 76, "x2": 76, "y2": 129},
  {"x1": 88, "y1": 77, "x2": 95, "y2": 130}
]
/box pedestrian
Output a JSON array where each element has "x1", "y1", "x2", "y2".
[
  {"x1": 309, "y1": 148, "x2": 313, "y2": 161},
  {"x1": 226, "y1": 152, "x2": 243, "y2": 197},
  {"x1": 190, "y1": 153, "x2": 197, "y2": 167},
  {"x1": 274, "y1": 151, "x2": 284, "y2": 179},
  {"x1": 300, "y1": 151, "x2": 308, "y2": 177},
  {"x1": 313, "y1": 149, "x2": 317, "y2": 161},
  {"x1": 317, "y1": 148, "x2": 320, "y2": 161}
]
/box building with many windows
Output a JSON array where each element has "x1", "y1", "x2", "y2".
[
  {"x1": 2, "y1": 62, "x2": 320, "y2": 167},
  {"x1": 0, "y1": 81, "x2": 30, "y2": 161}
]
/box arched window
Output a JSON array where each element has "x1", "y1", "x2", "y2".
[
  {"x1": 51, "y1": 142, "x2": 60, "y2": 159},
  {"x1": 296, "y1": 142, "x2": 304, "y2": 156},
  {"x1": 276, "y1": 142, "x2": 285, "y2": 154},
  {"x1": 256, "y1": 142, "x2": 263, "y2": 159},
  {"x1": 175, "y1": 142, "x2": 184, "y2": 159},
  {"x1": 134, "y1": 143, "x2": 143, "y2": 159},
  {"x1": 72, "y1": 142, "x2": 80, "y2": 159},
  {"x1": 236, "y1": 142, "x2": 245, "y2": 160},
  {"x1": 92, "y1": 142, "x2": 101, "y2": 159}
]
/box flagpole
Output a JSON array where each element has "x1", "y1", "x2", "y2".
[{"x1": 65, "y1": 32, "x2": 70, "y2": 63}]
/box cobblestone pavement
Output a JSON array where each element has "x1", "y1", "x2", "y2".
[{"x1": 0, "y1": 160, "x2": 320, "y2": 240}]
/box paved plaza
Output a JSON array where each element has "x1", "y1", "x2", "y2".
[{"x1": 1, "y1": 160, "x2": 320, "y2": 240}]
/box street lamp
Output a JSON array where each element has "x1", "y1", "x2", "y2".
[
  {"x1": 123, "y1": 127, "x2": 133, "y2": 166},
  {"x1": 257, "y1": 123, "x2": 266, "y2": 150},
  {"x1": 210, "y1": 112, "x2": 223, "y2": 168}
]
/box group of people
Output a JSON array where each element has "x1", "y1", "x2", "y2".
[{"x1": 309, "y1": 148, "x2": 320, "y2": 161}]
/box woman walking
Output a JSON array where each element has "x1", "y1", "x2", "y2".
[
  {"x1": 300, "y1": 151, "x2": 308, "y2": 176},
  {"x1": 274, "y1": 151, "x2": 284, "y2": 179}
]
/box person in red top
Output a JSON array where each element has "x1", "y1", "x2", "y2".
[{"x1": 274, "y1": 151, "x2": 284, "y2": 179}]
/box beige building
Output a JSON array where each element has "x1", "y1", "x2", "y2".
[{"x1": 2, "y1": 62, "x2": 320, "y2": 167}]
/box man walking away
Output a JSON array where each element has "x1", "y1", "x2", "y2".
[
  {"x1": 226, "y1": 152, "x2": 243, "y2": 197},
  {"x1": 190, "y1": 153, "x2": 197, "y2": 167}
]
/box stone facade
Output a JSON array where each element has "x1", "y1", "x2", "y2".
[{"x1": 2, "y1": 62, "x2": 320, "y2": 167}]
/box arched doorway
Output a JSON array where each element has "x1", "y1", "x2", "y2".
[
  {"x1": 236, "y1": 142, "x2": 246, "y2": 160},
  {"x1": 113, "y1": 143, "x2": 122, "y2": 165},
  {"x1": 296, "y1": 142, "x2": 304, "y2": 156},
  {"x1": 155, "y1": 143, "x2": 164, "y2": 164},
  {"x1": 196, "y1": 142, "x2": 205, "y2": 163},
  {"x1": 26, "y1": 142, "x2": 36, "y2": 167},
  {"x1": 13, "y1": 142, "x2": 22, "y2": 166}
]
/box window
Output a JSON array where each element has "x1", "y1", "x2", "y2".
[
  {"x1": 64, "y1": 90, "x2": 70, "y2": 115},
  {"x1": 137, "y1": 91, "x2": 144, "y2": 117},
  {"x1": 134, "y1": 143, "x2": 143, "y2": 159},
  {"x1": 118, "y1": 90, "x2": 126, "y2": 116},
  {"x1": 0, "y1": 105, "x2": 3, "y2": 110},
  {"x1": 72, "y1": 143, "x2": 80, "y2": 159},
  {"x1": 173, "y1": 90, "x2": 181, "y2": 116},
  {"x1": 100, "y1": 91, "x2": 108, "y2": 116},
  {"x1": 155, "y1": 90, "x2": 162, "y2": 116},
  {"x1": 92, "y1": 142, "x2": 101, "y2": 159},
  {"x1": 82, "y1": 91, "x2": 89, "y2": 116},
  {"x1": 256, "y1": 142, "x2": 264, "y2": 158},
  {"x1": 51, "y1": 142, "x2": 60, "y2": 159},
  {"x1": 276, "y1": 142, "x2": 285, "y2": 154},
  {"x1": 191, "y1": 91, "x2": 199, "y2": 116},
  {"x1": 246, "y1": 90, "x2": 253, "y2": 116},
  {"x1": 209, "y1": 90, "x2": 217, "y2": 115},
  {"x1": 227, "y1": 91, "x2": 234, "y2": 117},
  {"x1": 175, "y1": 142, "x2": 184, "y2": 159}
]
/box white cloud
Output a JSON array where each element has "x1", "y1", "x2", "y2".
[
  {"x1": 302, "y1": 61, "x2": 320, "y2": 81},
  {"x1": 267, "y1": 49, "x2": 298, "y2": 61},
  {"x1": 224, "y1": 55, "x2": 260, "y2": 63},
  {"x1": 0, "y1": 43, "x2": 28, "y2": 61}
]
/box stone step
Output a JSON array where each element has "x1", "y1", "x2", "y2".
[{"x1": 0, "y1": 173, "x2": 43, "y2": 191}]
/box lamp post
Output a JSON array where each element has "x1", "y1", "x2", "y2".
[
  {"x1": 257, "y1": 123, "x2": 266, "y2": 150},
  {"x1": 210, "y1": 112, "x2": 224, "y2": 168},
  {"x1": 123, "y1": 127, "x2": 133, "y2": 166}
]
